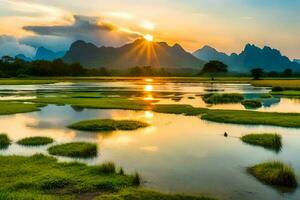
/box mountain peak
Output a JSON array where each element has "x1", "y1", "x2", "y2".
[{"x1": 64, "y1": 40, "x2": 205, "y2": 69}]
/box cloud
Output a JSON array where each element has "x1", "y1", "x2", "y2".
[
  {"x1": 23, "y1": 15, "x2": 143, "y2": 49},
  {"x1": 0, "y1": 35, "x2": 36, "y2": 58}
]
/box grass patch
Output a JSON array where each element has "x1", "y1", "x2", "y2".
[
  {"x1": 93, "y1": 162, "x2": 116, "y2": 174},
  {"x1": 96, "y1": 188, "x2": 216, "y2": 200},
  {"x1": 248, "y1": 161, "x2": 297, "y2": 188},
  {"x1": 202, "y1": 93, "x2": 244, "y2": 104},
  {"x1": 259, "y1": 93, "x2": 272, "y2": 98},
  {"x1": 68, "y1": 119, "x2": 149, "y2": 132},
  {"x1": 153, "y1": 104, "x2": 208, "y2": 116},
  {"x1": 252, "y1": 80, "x2": 300, "y2": 90},
  {"x1": 30, "y1": 97, "x2": 151, "y2": 110},
  {"x1": 48, "y1": 142, "x2": 97, "y2": 158},
  {"x1": 201, "y1": 109, "x2": 300, "y2": 128},
  {"x1": 271, "y1": 90, "x2": 300, "y2": 97},
  {"x1": 0, "y1": 102, "x2": 45, "y2": 115},
  {"x1": 241, "y1": 100, "x2": 262, "y2": 109},
  {"x1": 154, "y1": 104, "x2": 300, "y2": 128},
  {"x1": 0, "y1": 134, "x2": 10, "y2": 149},
  {"x1": 241, "y1": 133, "x2": 281, "y2": 152},
  {"x1": 0, "y1": 154, "x2": 139, "y2": 199},
  {"x1": 0, "y1": 79, "x2": 58, "y2": 85},
  {"x1": 17, "y1": 136, "x2": 54, "y2": 146}
]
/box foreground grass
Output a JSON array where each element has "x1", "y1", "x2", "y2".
[
  {"x1": 0, "y1": 102, "x2": 45, "y2": 115},
  {"x1": 0, "y1": 154, "x2": 138, "y2": 199},
  {"x1": 17, "y1": 136, "x2": 54, "y2": 146},
  {"x1": 241, "y1": 134, "x2": 281, "y2": 152},
  {"x1": 0, "y1": 134, "x2": 10, "y2": 149},
  {"x1": 69, "y1": 119, "x2": 149, "y2": 132},
  {"x1": 248, "y1": 161, "x2": 297, "y2": 188},
  {"x1": 96, "y1": 188, "x2": 216, "y2": 200},
  {"x1": 48, "y1": 142, "x2": 97, "y2": 158},
  {"x1": 202, "y1": 93, "x2": 244, "y2": 104},
  {"x1": 241, "y1": 100, "x2": 262, "y2": 109}
]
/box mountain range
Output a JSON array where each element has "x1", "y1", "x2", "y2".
[
  {"x1": 193, "y1": 44, "x2": 300, "y2": 72},
  {"x1": 16, "y1": 47, "x2": 65, "y2": 61},
  {"x1": 63, "y1": 39, "x2": 205, "y2": 70}
]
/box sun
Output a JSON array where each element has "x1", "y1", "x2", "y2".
[{"x1": 144, "y1": 34, "x2": 154, "y2": 42}]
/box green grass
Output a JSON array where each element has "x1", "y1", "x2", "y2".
[
  {"x1": 0, "y1": 79, "x2": 58, "y2": 85},
  {"x1": 30, "y1": 97, "x2": 150, "y2": 110},
  {"x1": 68, "y1": 119, "x2": 149, "y2": 132},
  {"x1": 252, "y1": 80, "x2": 300, "y2": 90},
  {"x1": 153, "y1": 104, "x2": 208, "y2": 116},
  {"x1": 0, "y1": 154, "x2": 139, "y2": 199},
  {"x1": 0, "y1": 134, "x2": 10, "y2": 149},
  {"x1": 201, "y1": 109, "x2": 300, "y2": 128},
  {"x1": 48, "y1": 142, "x2": 97, "y2": 158},
  {"x1": 0, "y1": 102, "x2": 45, "y2": 115},
  {"x1": 17, "y1": 136, "x2": 54, "y2": 146},
  {"x1": 202, "y1": 93, "x2": 244, "y2": 104},
  {"x1": 248, "y1": 161, "x2": 297, "y2": 188},
  {"x1": 96, "y1": 188, "x2": 216, "y2": 200},
  {"x1": 154, "y1": 104, "x2": 300, "y2": 128},
  {"x1": 259, "y1": 93, "x2": 272, "y2": 98},
  {"x1": 94, "y1": 162, "x2": 116, "y2": 174},
  {"x1": 241, "y1": 100, "x2": 262, "y2": 109},
  {"x1": 271, "y1": 90, "x2": 300, "y2": 97},
  {"x1": 241, "y1": 133, "x2": 282, "y2": 152}
]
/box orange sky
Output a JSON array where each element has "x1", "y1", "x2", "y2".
[{"x1": 0, "y1": 0, "x2": 299, "y2": 58}]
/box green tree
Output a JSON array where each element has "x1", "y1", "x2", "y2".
[
  {"x1": 200, "y1": 60, "x2": 228, "y2": 80},
  {"x1": 283, "y1": 68, "x2": 292, "y2": 77},
  {"x1": 251, "y1": 68, "x2": 264, "y2": 80}
]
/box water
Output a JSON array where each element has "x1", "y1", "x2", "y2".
[{"x1": 1, "y1": 80, "x2": 300, "y2": 199}]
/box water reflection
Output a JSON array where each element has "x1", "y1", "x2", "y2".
[{"x1": 0, "y1": 105, "x2": 300, "y2": 199}]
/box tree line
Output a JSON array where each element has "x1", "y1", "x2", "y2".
[
  {"x1": 0, "y1": 56, "x2": 297, "y2": 78},
  {"x1": 0, "y1": 56, "x2": 109, "y2": 77}
]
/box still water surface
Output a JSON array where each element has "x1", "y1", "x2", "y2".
[{"x1": 1, "y1": 81, "x2": 300, "y2": 200}]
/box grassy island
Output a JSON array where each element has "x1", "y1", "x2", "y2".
[
  {"x1": 48, "y1": 142, "x2": 97, "y2": 158},
  {"x1": 241, "y1": 100, "x2": 262, "y2": 109},
  {"x1": 68, "y1": 119, "x2": 149, "y2": 132},
  {"x1": 0, "y1": 134, "x2": 10, "y2": 149},
  {"x1": 202, "y1": 93, "x2": 244, "y2": 104},
  {"x1": 17, "y1": 136, "x2": 54, "y2": 146},
  {"x1": 248, "y1": 161, "x2": 297, "y2": 188},
  {"x1": 0, "y1": 102, "x2": 45, "y2": 115},
  {"x1": 241, "y1": 133, "x2": 281, "y2": 152}
]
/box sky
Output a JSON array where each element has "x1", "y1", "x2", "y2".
[{"x1": 0, "y1": 0, "x2": 299, "y2": 59}]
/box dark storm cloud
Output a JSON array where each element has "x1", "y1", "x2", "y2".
[{"x1": 23, "y1": 15, "x2": 141, "y2": 50}]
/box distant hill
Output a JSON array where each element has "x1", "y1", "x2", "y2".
[
  {"x1": 63, "y1": 39, "x2": 205, "y2": 70},
  {"x1": 34, "y1": 47, "x2": 65, "y2": 61},
  {"x1": 15, "y1": 54, "x2": 32, "y2": 62},
  {"x1": 193, "y1": 44, "x2": 300, "y2": 72}
]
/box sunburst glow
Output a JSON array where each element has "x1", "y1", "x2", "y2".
[{"x1": 144, "y1": 34, "x2": 154, "y2": 42}]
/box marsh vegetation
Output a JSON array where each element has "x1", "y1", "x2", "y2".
[
  {"x1": 0, "y1": 134, "x2": 10, "y2": 149},
  {"x1": 248, "y1": 161, "x2": 297, "y2": 188},
  {"x1": 48, "y1": 142, "x2": 97, "y2": 158},
  {"x1": 17, "y1": 136, "x2": 54, "y2": 146},
  {"x1": 68, "y1": 119, "x2": 149, "y2": 132},
  {"x1": 202, "y1": 93, "x2": 244, "y2": 104},
  {"x1": 241, "y1": 133, "x2": 282, "y2": 152}
]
